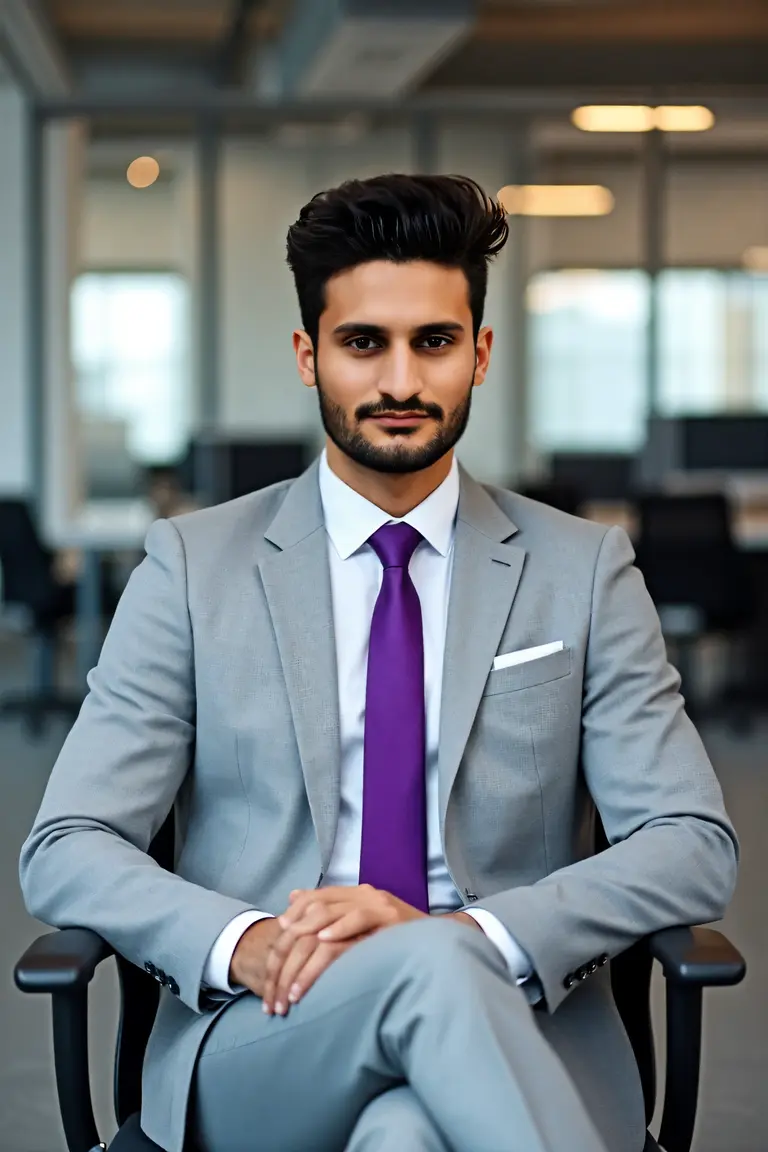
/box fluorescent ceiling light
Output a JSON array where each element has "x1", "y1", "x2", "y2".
[
  {"x1": 743, "y1": 246, "x2": 768, "y2": 271},
  {"x1": 498, "y1": 185, "x2": 614, "y2": 217},
  {"x1": 572, "y1": 105, "x2": 715, "y2": 133}
]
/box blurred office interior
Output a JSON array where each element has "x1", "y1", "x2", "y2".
[{"x1": 0, "y1": 2, "x2": 767, "y2": 1150}]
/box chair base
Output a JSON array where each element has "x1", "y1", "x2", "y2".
[{"x1": 0, "y1": 691, "x2": 83, "y2": 737}]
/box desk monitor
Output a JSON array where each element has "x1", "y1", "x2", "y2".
[
  {"x1": 683, "y1": 416, "x2": 768, "y2": 472},
  {"x1": 190, "y1": 438, "x2": 313, "y2": 505},
  {"x1": 550, "y1": 453, "x2": 637, "y2": 501}
]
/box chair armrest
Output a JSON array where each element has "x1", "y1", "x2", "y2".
[
  {"x1": 14, "y1": 928, "x2": 114, "y2": 994},
  {"x1": 14, "y1": 930, "x2": 115, "y2": 1152},
  {"x1": 650, "y1": 926, "x2": 746, "y2": 1152},
  {"x1": 648, "y1": 925, "x2": 746, "y2": 987}
]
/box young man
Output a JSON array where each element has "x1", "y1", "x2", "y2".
[{"x1": 21, "y1": 175, "x2": 737, "y2": 1152}]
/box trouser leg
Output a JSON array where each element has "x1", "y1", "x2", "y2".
[
  {"x1": 192, "y1": 917, "x2": 609, "y2": 1152},
  {"x1": 345, "y1": 1085, "x2": 452, "y2": 1152}
]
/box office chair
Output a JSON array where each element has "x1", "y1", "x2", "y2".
[
  {"x1": 14, "y1": 810, "x2": 745, "y2": 1152},
  {"x1": 634, "y1": 493, "x2": 756, "y2": 727},
  {"x1": 0, "y1": 501, "x2": 84, "y2": 736}
]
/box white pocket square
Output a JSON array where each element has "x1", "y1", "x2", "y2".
[{"x1": 492, "y1": 641, "x2": 564, "y2": 672}]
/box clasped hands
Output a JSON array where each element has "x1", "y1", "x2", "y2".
[{"x1": 260, "y1": 885, "x2": 426, "y2": 1017}]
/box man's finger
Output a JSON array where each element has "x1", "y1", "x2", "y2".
[
  {"x1": 317, "y1": 908, "x2": 380, "y2": 942},
  {"x1": 283, "y1": 886, "x2": 364, "y2": 920},
  {"x1": 272, "y1": 935, "x2": 321, "y2": 1016},
  {"x1": 279, "y1": 901, "x2": 349, "y2": 937},
  {"x1": 263, "y1": 933, "x2": 317, "y2": 1015},
  {"x1": 288, "y1": 938, "x2": 367, "y2": 1005}
]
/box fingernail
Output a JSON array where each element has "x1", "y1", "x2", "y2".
[
  {"x1": 262, "y1": 1003, "x2": 270, "y2": 1015},
  {"x1": 275, "y1": 1001, "x2": 285, "y2": 1015},
  {"x1": 288, "y1": 986, "x2": 300, "y2": 1002}
]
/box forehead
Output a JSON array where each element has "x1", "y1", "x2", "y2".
[{"x1": 322, "y1": 260, "x2": 471, "y2": 329}]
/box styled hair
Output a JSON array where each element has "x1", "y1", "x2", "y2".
[{"x1": 285, "y1": 173, "x2": 509, "y2": 346}]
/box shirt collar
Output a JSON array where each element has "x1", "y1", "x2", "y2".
[{"x1": 318, "y1": 448, "x2": 459, "y2": 561}]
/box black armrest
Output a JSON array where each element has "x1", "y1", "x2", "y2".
[
  {"x1": 649, "y1": 926, "x2": 746, "y2": 1152},
  {"x1": 14, "y1": 929, "x2": 115, "y2": 1152},
  {"x1": 14, "y1": 928, "x2": 114, "y2": 994},
  {"x1": 648, "y1": 925, "x2": 746, "y2": 987}
]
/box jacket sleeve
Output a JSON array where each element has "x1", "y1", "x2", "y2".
[
  {"x1": 19, "y1": 518, "x2": 259, "y2": 1014},
  {"x1": 475, "y1": 525, "x2": 739, "y2": 1014}
]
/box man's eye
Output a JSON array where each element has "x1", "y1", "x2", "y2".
[
  {"x1": 421, "y1": 335, "x2": 451, "y2": 349},
  {"x1": 348, "y1": 336, "x2": 379, "y2": 352}
]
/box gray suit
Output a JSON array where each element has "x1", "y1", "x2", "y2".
[{"x1": 20, "y1": 460, "x2": 738, "y2": 1152}]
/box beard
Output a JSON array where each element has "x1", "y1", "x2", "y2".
[{"x1": 315, "y1": 368, "x2": 474, "y2": 475}]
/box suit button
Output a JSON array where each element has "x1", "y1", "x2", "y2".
[
  {"x1": 577, "y1": 968, "x2": 588, "y2": 981},
  {"x1": 587, "y1": 961, "x2": 598, "y2": 975},
  {"x1": 144, "y1": 962, "x2": 157, "y2": 977},
  {"x1": 168, "y1": 978, "x2": 180, "y2": 996},
  {"x1": 597, "y1": 953, "x2": 609, "y2": 967},
  {"x1": 562, "y1": 974, "x2": 576, "y2": 990}
]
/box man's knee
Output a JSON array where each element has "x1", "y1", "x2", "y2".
[{"x1": 347, "y1": 1085, "x2": 446, "y2": 1151}]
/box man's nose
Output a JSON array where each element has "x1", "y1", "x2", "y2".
[{"x1": 378, "y1": 348, "x2": 422, "y2": 401}]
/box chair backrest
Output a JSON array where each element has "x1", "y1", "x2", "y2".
[
  {"x1": 0, "y1": 500, "x2": 57, "y2": 615},
  {"x1": 115, "y1": 807, "x2": 658, "y2": 1129},
  {"x1": 114, "y1": 811, "x2": 176, "y2": 1126},
  {"x1": 635, "y1": 492, "x2": 752, "y2": 631}
]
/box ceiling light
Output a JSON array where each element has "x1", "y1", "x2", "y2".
[
  {"x1": 498, "y1": 185, "x2": 615, "y2": 218},
  {"x1": 127, "y1": 156, "x2": 160, "y2": 189},
  {"x1": 654, "y1": 106, "x2": 715, "y2": 132},
  {"x1": 743, "y1": 246, "x2": 768, "y2": 271},
  {"x1": 572, "y1": 106, "x2": 655, "y2": 133},
  {"x1": 572, "y1": 105, "x2": 715, "y2": 133}
]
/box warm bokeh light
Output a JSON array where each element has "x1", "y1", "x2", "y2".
[
  {"x1": 572, "y1": 105, "x2": 715, "y2": 133},
  {"x1": 126, "y1": 156, "x2": 160, "y2": 189},
  {"x1": 654, "y1": 106, "x2": 715, "y2": 132},
  {"x1": 742, "y1": 246, "x2": 768, "y2": 272},
  {"x1": 498, "y1": 184, "x2": 615, "y2": 217},
  {"x1": 572, "y1": 106, "x2": 655, "y2": 133}
]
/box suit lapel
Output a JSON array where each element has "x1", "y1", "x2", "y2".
[
  {"x1": 258, "y1": 461, "x2": 341, "y2": 873},
  {"x1": 438, "y1": 469, "x2": 526, "y2": 833}
]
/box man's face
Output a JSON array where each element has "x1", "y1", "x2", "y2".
[{"x1": 293, "y1": 260, "x2": 493, "y2": 474}]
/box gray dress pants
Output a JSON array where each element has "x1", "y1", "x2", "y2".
[{"x1": 191, "y1": 917, "x2": 609, "y2": 1152}]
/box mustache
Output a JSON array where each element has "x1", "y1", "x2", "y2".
[{"x1": 356, "y1": 397, "x2": 444, "y2": 421}]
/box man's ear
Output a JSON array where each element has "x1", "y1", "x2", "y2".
[
  {"x1": 473, "y1": 326, "x2": 493, "y2": 387},
  {"x1": 293, "y1": 330, "x2": 316, "y2": 388}
]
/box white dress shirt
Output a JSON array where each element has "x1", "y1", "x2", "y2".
[{"x1": 203, "y1": 450, "x2": 533, "y2": 993}]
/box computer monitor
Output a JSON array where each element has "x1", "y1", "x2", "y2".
[
  {"x1": 550, "y1": 453, "x2": 637, "y2": 501},
  {"x1": 682, "y1": 416, "x2": 768, "y2": 472},
  {"x1": 189, "y1": 437, "x2": 313, "y2": 505}
]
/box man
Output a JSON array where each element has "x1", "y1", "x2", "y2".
[{"x1": 20, "y1": 175, "x2": 738, "y2": 1152}]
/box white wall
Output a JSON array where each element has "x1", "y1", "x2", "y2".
[{"x1": 0, "y1": 84, "x2": 30, "y2": 495}]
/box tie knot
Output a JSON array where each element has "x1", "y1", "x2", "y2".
[{"x1": 368, "y1": 522, "x2": 423, "y2": 570}]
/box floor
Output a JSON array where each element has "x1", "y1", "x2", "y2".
[{"x1": 1, "y1": 628, "x2": 766, "y2": 1152}]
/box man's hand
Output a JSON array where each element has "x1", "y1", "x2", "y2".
[{"x1": 263, "y1": 885, "x2": 428, "y2": 1016}]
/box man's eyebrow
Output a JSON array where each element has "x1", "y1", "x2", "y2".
[{"x1": 332, "y1": 321, "x2": 466, "y2": 337}]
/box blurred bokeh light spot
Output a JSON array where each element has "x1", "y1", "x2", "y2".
[{"x1": 126, "y1": 156, "x2": 160, "y2": 189}]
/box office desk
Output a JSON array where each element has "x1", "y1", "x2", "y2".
[{"x1": 47, "y1": 500, "x2": 155, "y2": 689}]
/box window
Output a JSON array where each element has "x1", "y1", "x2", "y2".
[
  {"x1": 527, "y1": 269, "x2": 649, "y2": 452},
  {"x1": 71, "y1": 271, "x2": 192, "y2": 467},
  {"x1": 528, "y1": 267, "x2": 768, "y2": 454},
  {"x1": 658, "y1": 269, "x2": 768, "y2": 415}
]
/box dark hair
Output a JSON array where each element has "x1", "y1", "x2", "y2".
[{"x1": 285, "y1": 173, "x2": 509, "y2": 346}]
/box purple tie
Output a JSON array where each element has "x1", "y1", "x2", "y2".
[{"x1": 359, "y1": 523, "x2": 429, "y2": 913}]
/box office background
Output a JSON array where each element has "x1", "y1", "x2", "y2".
[{"x1": 1, "y1": 2, "x2": 767, "y2": 1150}]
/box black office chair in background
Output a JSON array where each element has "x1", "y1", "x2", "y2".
[
  {"x1": 0, "y1": 501, "x2": 84, "y2": 736},
  {"x1": 14, "y1": 810, "x2": 745, "y2": 1152},
  {"x1": 634, "y1": 493, "x2": 757, "y2": 728}
]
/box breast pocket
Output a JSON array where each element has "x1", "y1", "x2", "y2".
[{"x1": 481, "y1": 646, "x2": 572, "y2": 697}]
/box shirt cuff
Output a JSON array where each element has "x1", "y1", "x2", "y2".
[
  {"x1": 462, "y1": 908, "x2": 534, "y2": 985},
  {"x1": 202, "y1": 910, "x2": 274, "y2": 995}
]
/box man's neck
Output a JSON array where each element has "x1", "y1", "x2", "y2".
[{"x1": 325, "y1": 441, "x2": 454, "y2": 519}]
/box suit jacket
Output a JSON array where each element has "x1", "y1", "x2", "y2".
[{"x1": 20, "y1": 459, "x2": 738, "y2": 1152}]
